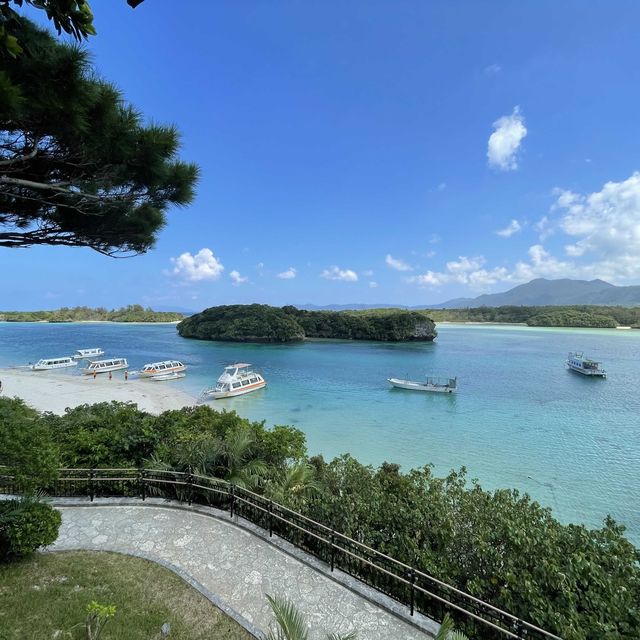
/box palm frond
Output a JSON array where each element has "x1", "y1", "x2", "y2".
[
  {"x1": 266, "y1": 594, "x2": 309, "y2": 640},
  {"x1": 434, "y1": 613, "x2": 455, "y2": 640}
]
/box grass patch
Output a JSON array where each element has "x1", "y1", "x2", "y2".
[{"x1": 0, "y1": 551, "x2": 253, "y2": 640}]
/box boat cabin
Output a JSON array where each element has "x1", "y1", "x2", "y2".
[
  {"x1": 140, "y1": 360, "x2": 186, "y2": 375},
  {"x1": 32, "y1": 357, "x2": 77, "y2": 370}
]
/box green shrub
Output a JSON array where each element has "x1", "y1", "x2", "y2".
[{"x1": 0, "y1": 499, "x2": 61, "y2": 560}]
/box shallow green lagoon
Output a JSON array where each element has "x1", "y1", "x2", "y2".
[{"x1": 1, "y1": 321, "x2": 638, "y2": 541}]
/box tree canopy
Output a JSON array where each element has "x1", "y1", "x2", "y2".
[
  {"x1": 0, "y1": 1, "x2": 145, "y2": 57},
  {"x1": 177, "y1": 304, "x2": 437, "y2": 342},
  {"x1": 0, "y1": 18, "x2": 198, "y2": 255}
]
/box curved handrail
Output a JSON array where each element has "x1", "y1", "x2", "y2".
[{"x1": 2, "y1": 467, "x2": 562, "y2": 640}]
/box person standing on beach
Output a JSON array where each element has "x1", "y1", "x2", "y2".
[
  {"x1": 93, "y1": 370, "x2": 97, "y2": 379},
  {"x1": 124, "y1": 370, "x2": 128, "y2": 381},
  {"x1": 108, "y1": 371, "x2": 112, "y2": 381}
]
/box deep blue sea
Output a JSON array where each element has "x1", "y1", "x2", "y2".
[{"x1": 1, "y1": 321, "x2": 639, "y2": 542}]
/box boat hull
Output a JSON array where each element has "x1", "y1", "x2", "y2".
[
  {"x1": 32, "y1": 361, "x2": 77, "y2": 371},
  {"x1": 566, "y1": 363, "x2": 606, "y2": 377},
  {"x1": 150, "y1": 372, "x2": 186, "y2": 381},
  {"x1": 208, "y1": 380, "x2": 266, "y2": 399},
  {"x1": 388, "y1": 378, "x2": 456, "y2": 393}
]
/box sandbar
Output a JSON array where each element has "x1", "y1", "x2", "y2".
[{"x1": 0, "y1": 368, "x2": 197, "y2": 415}]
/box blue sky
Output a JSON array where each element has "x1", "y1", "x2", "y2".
[{"x1": 4, "y1": 1, "x2": 640, "y2": 309}]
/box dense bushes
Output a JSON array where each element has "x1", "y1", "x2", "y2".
[
  {"x1": 177, "y1": 304, "x2": 437, "y2": 342},
  {"x1": 427, "y1": 305, "x2": 640, "y2": 328},
  {"x1": 1, "y1": 396, "x2": 638, "y2": 638},
  {"x1": 0, "y1": 499, "x2": 61, "y2": 560},
  {"x1": 0, "y1": 305, "x2": 183, "y2": 323}
]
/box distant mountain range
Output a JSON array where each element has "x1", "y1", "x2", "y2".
[
  {"x1": 432, "y1": 278, "x2": 640, "y2": 308},
  {"x1": 300, "y1": 278, "x2": 640, "y2": 311}
]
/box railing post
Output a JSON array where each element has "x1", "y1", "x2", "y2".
[
  {"x1": 186, "y1": 466, "x2": 193, "y2": 506},
  {"x1": 140, "y1": 468, "x2": 146, "y2": 501},
  {"x1": 88, "y1": 469, "x2": 95, "y2": 502},
  {"x1": 514, "y1": 620, "x2": 525, "y2": 639},
  {"x1": 229, "y1": 484, "x2": 235, "y2": 518},
  {"x1": 268, "y1": 500, "x2": 273, "y2": 537},
  {"x1": 330, "y1": 529, "x2": 336, "y2": 572},
  {"x1": 409, "y1": 569, "x2": 415, "y2": 616}
]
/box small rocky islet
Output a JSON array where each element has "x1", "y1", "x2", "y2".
[{"x1": 176, "y1": 304, "x2": 437, "y2": 343}]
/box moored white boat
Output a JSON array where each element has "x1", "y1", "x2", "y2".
[
  {"x1": 388, "y1": 376, "x2": 457, "y2": 393},
  {"x1": 139, "y1": 360, "x2": 186, "y2": 377},
  {"x1": 73, "y1": 348, "x2": 105, "y2": 359},
  {"x1": 150, "y1": 371, "x2": 186, "y2": 381},
  {"x1": 82, "y1": 357, "x2": 128, "y2": 375},
  {"x1": 566, "y1": 352, "x2": 606, "y2": 378},
  {"x1": 31, "y1": 357, "x2": 77, "y2": 371},
  {"x1": 202, "y1": 363, "x2": 266, "y2": 400}
]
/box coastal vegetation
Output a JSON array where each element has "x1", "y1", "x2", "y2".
[
  {"x1": 425, "y1": 305, "x2": 640, "y2": 328},
  {"x1": 0, "y1": 16, "x2": 198, "y2": 255},
  {"x1": 0, "y1": 551, "x2": 252, "y2": 639},
  {"x1": 0, "y1": 305, "x2": 184, "y2": 323},
  {"x1": 1, "y1": 396, "x2": 638, "y2": 639},
  {"x1": 177, "y1": 304, "x2": 437, "y2": 342}
]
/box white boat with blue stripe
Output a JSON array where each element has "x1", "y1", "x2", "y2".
[{"x1": 566, "y1": 352, "x2": 606, "y2": 378}]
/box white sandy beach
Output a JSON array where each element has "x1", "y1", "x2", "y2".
[{"x1": 0, "y1": 368, "x2": 197, "y2": 415}]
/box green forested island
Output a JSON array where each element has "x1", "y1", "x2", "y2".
[
  {"x1": 0, "y1": 305, "x2": 184, "y2": 323},
  {"x1": 177, "y1": 304, "x2": 437, "y2": 342},
  {"x1": 426, "y1": 305, "x2": 640, "y2": 328}
]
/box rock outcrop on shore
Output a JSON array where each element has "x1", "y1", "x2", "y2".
[{"x1": 177, "y1": 304, "x2": 437, "y2": 343}]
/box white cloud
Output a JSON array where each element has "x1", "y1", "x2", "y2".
[
  {"x1": 170, "y1": 248, "x2": 224, "y2": 282},
  {"x1": 487, "y1": 106, "x2": 527, "y2": 171},
  {"x1": 555, "y1": 172, "x2": 640, "y2": 280},
  {"x1": 321, "y1": 266, "x2": 358, "y2": 282},
  {"x1": 229, "y1": 270, "x2": 248, "y2": 286},
  {"x1": 410, "y1": 172, "x2": 640, "y2": 292},
  {"x1": 428, "y1": 234, "x2": 441, "y2": 244},
  {"x1": 436, "y1": 182, "x2": 447, "y2": 192},
  {"x1": 446, "y1": 255, "x2": 485, "y2": 274},
  {"x1": 385, "y1": 254, "x2": 413, "y2": 272},
  {"x1": 369, "y1": 281, "x2": 378, "y2": 288},
  {"x1": 496, "y1": 219, "x2": 522, "y2": 238},
  {"x1": 277, "y1": 267, "x2": 297, "y2": 280},
  {"x1": 534, "y1": 215, "x2": 553, "y2": 241},
  {"x1": 361, "y1": 269, "x2": 374, "y2": 277},
  {"x1": 483, "y1": 63, "x2": 502, "y2": 75}
]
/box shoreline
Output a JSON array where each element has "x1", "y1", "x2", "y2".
[
  {"x1": 0, "y1": 368, "x2": 197, "y2": 415},
  {"x1": 0, "y1": 320, "x2": 182, "y2": 325}
]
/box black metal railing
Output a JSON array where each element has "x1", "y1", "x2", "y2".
[{"x1": 2, "y1": 468, "x2": 562, "y2": 640}]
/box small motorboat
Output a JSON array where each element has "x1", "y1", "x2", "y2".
[
  {"x1": 31, "y1": 357, "x2": 77, "y2": 371},
  {"x1": 150, "y1": 371, "x2": 186, "y2": 381},
  {"x1": 201, "y1": 363, "x2": 266, "y2": 400},
  {"x1": 388, "y1": 376, "x2": 457, "y2": 393},
  {"x1": 73, "y1": 348, "x2": 105, "y2": 359}
]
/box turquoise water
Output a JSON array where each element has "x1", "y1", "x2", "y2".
[{"x1": 1, "y1": 321, "x2": 639, "y2": 542}]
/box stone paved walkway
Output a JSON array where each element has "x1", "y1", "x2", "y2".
[{"x1": 51, "y1": 502, "x2": 433, "y2": 640}]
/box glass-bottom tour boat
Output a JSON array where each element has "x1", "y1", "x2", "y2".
[
  {"x1": 202, "y1": 363, "x2": 266, "y2": 400},
  {"x1": 82, "y1": 358, "x2": 129, "y2": 375},
  {"x1": 73, "y1": 348, "x2": 105, "y2": 359},
  {"x1": 138, "y1": 360, "x2": 186, "y2": 378},
  {"x1": 31, "y1": 357, "x2": 77, "y2": 371},
  {"x1": 566, "y1": 352, "x2": 606, "y2": 378}
]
